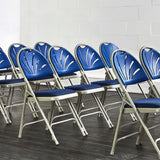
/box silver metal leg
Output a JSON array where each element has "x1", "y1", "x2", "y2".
[
  {"x1": 76, "y1": 94, "x2": 83, "y2": 114},
  {"x1": 18, "y1": 88, "x2": 28, "y2": 138},
  {"x1": 28, "y1": 102, "x2": 39, "y2": 118},
  {"x1": 92, "y1": 93, "x2": 114, "y2": 128},
  {"x1": 110, "y1": 102, "x2": 124, "y2": 155},
  {"x1": 66, "y1": 99, "x2": 88, "y2": 136},
  {"x1": 47, "y1": 82, "x2": 64, "y2": 114},
  {"x1": 136, "y1": 113, "x2": 149, "y2": 145}
]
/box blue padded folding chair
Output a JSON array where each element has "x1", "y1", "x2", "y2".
[
  {"x1": 8, "y1": 43, "x2": 26, "y2": 79},
  {"x1": 99, "y1": 42, "x2": 119, "y2": 80},
  {"x1": 0, "y1": 46, "x2": 26, "y2": 124},
  {"x1": 110, "y1": 49, "x2": 160, "y2": 158},
  {"x1": 17, "y1": 48, "x2": 88, "y2": 144},
  {"x1": 139, "y1": 46, "x2": 160, "y2": 98},
  {"x1": 48, "y1": 46, "x2": 116, "y2": 129},
  {"x1": 99, "y1": 42, "x2": 137, "y2": 121},
  {"x1": 75, "y1": 44, "x2": 124, "y2": 128},
  {"x1": 35, "y1": 42, "x2": 65, "y2": 113},
  {"x1": 8, "y1": 43, "x2": 39, "y2": 118}
]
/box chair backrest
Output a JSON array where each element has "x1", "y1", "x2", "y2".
[
  {"x1": 100, "y1": 42, "x2": 119, "y2": 68},
  {"x1": 8, "y1": 43, "x2": 26, "y2": 68},
  {"x1": 75, "y1": 44, "x2": 105, "y2": 71},
  {"x1": 35, "y1": 42, "x2": 52, "y2": 60},
  {"x1": 17, "y1": 48, "x2": 54, "y2": 80},
  {"x1": 140, "y1": 47, "x2": 160, "y2": 80},
  {"x1": 111, "y1": 50, "x2": 149, "y2": 86},
  {"x1": 0, "y1": 47, "x2": 11, "y2": 69},
  {"x1": 48, "y1": 46, "x2": 80, "y2": 76}
]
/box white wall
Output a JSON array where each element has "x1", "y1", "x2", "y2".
[
  {"x1": 20, "y1": 0, "x2": 160, "y2": 80},
  {"x1": 0, "y1": 0, "x2": 20, "y2": 53}
]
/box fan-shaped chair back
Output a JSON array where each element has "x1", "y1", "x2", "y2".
[
  {"x1": 9, "y1": 43, "x2": 26, "y2": 68},
  {"x1": 18, "y1": 48, "x2": 53, "y2": 80},
  {"x1": 48, "y1": 46, "x2": 80, "y2": 76},
  {"x1": 0, "y1": 47, "x2": 11, "y2": 69},
  {"x1": 140, "y1": 47, "x2": 160, "y2": 80},
  {"x1": 75, "y1": 44, "x2": 105, "y2": 71},
  {"x1": 35, "y1": 42, "x2": 52, "y2": 60},
  {"x1": 111, "y1": 50, "x2": 149, "y2": 86},
  {"x1": 100, "y1": 42, "x2": 119, "y2": 68}
]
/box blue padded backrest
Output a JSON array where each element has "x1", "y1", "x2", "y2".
[
  {"x1": 100, "y1": 43, "x2": 119, "y2": 68},
  {"x1": 112, "y1": 50, "x2": 149, "y2": 85},
  {"x1": 141, "y1": 48, "x2": 160, "y2": 80},
  {"x1": 76, "y1": 45, "x2": 105, "y2": 71},
  {"x1": 49, "y1": 46, "x2": 80, "y2": 75},
  {"x1": 18, "y1": 48, "x2": 54, "y2": 80},
  {"x1": 9, "y1": 44, "x2": 26, "y2": 67},
  {"x1": 35, "y1": 42, "x2": 52, "y2": 60},
  {"x1": 0, "y1": 48, "x2": 11, "y2": 69}
]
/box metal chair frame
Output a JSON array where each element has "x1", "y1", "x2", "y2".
[{"x1": 110, "y1": 49, "x2": 160, "y2": 159}]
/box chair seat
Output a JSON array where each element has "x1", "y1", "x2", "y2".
[
  {"x1": 28, "y1": 74, "x2": 53, "y2": 81},
  {"x1": 33, "y1": 89, "x2": 76, "y2": 97},
  {"x1": 65, "y1": 84, "x2": 102, "y2": 91},
  {"x1": 59, "y1": 72, "x2": 77, "y2": 77},
  {"x1": 91, "y1": 79, "x2": 119, "y2": 86},
  {"x1": 0, "y1": 78, "x2": 24, "y2": 84},
  {"x1": 124, "y1": 98, "x2": 160, "y2": 108},
  {"x1": 0, "y1": 69, "x2": 12, "y2": 74}
]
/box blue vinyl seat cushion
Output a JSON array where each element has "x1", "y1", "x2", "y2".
[
  {"x1": 30, "y1": 89, "x2": 76, "y2": 97},
  {"x1": 0, "y1": 78, "x2": 24, "y2": 84},
  {"x1": 65, "y1": 84, "x2": 102, "y2": 91},
  {"x1": 91, "y1": 79, "x2": 119, "y2": 86},
  {"x1": 0, "y1": 69, "x2": 12, "y2": 74},
  {"x1": 59, "y1": 72, "x2": 77, "y2": 77},
  {"x1": 124, "y1": 98, "x2": 160, "y2": 108},
  {"x1": 28, "y1": 75, "x2": 54, "y2": 81}
]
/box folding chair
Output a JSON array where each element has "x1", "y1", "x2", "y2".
[
  {"x1": 48, "y1": 45, "x2": 115, "y2": 129},
  {"x1": 0, "y1": 47, "x2": 26, "y2": 124},
  {"x1": 8, "y1": 43, "x2": 39, "y2": 118},
  {"x1": 17, "y1": 48, "x2": 88, "y2": 144},
  {"x1": 99, "y1": 42, "x2": 137, "y2": 121},
  {"x1": 74, "y1": 44, "x2": 124, "y2": 128},
  {"x1": 139, "y1": 46, "x2": 160, "y2": 98},
  {"x1": 110, "y1": 49, "x2": 160, "y2": 158},
  {"x1": 35, "y1": 42, "x2": 66, "y2": 113}
]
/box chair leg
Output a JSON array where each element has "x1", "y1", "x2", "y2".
[
  {"x1": 7, "y1": 87, "x2": 14, "y2": 114},
  {"x1": 0, "y1": 98, "x2": 11, "y2": 124},
  {"x1": 92, "y1": 93, "x2": 114, "y2": 128},
  {"x1": 55, "y1": 100, "x2": 64, "y2": 114},
  {"x1": 76, "y1": 94, "x2": 83, "y2": 114},
  {"x1": 66, "y1": 99, "x2": 88, "y2": 136},
  {"x1": 28, "y1": 102, "x2": 39, "y2": 118},
  {"x1": 47, "y1": 82, "x2": 64, "y2": 114},
  {"x1": 110, "y1": 103, "x2": 124, "y2": 155},
  {"x1": 101, "y1": 89, "x2": 107, "y2": 106},
  {"x1": 45, "y1": 101, "x2": 55, "y2": 130},
  {"x1": 134, "y1": 110, "x2": 160, "y2": 157},
  {"x1": 136, "y1": 113, "x2": 149, "y2": 146},
  {"x1": 116, "y1": 88, "x2": 137, "y2": 122},
  {"x1": 18, "y1": 88, "x2": 28, "y2": 138}
]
